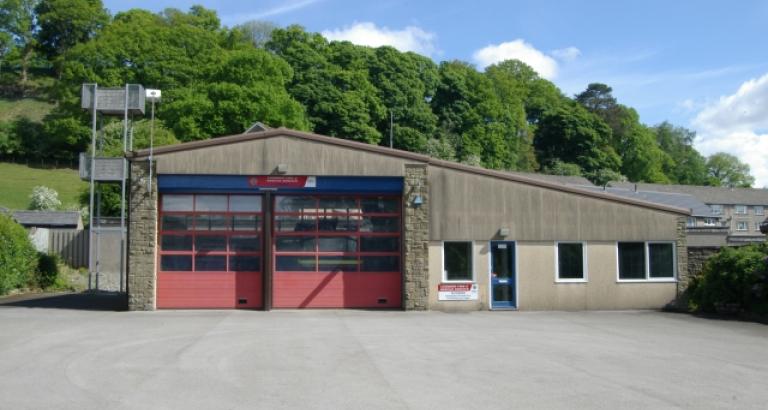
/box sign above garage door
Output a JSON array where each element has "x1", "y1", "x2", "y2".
[
  {"x1": 158, "y1": 175, "x2": 403, "y2": 194},
  {"x1": 247, "y1": 176, "x2": 316, "y2": 188}
]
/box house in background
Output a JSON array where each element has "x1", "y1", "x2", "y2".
[
  {"x1": 575, "y1": 185, "x2": 729, "y2": 248},
  {"x1": 606, "y1": 183, "x2": 768, "y2": 245}
]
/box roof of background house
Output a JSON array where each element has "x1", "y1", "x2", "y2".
[
  {"x1": 127, "y1": 127, "x2": 689, "y2": 215},
  {"x1": 506, "y1": 172, "x2": 595, "y2": 187},
  {"x1": 579, "y1": 186, "x2": 714, "y2": 217},
  {"x1": 607, "y1": 182, "x2": 768, "y2": 205},
  {"x1": 12, "y1": 211, "x2": 82, "y2": 228}
]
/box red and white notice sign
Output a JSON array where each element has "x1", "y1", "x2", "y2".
[
  {"x1": 247, "y1": 176, "x2": 316, "y2": 188},
  {"x1": 438, "y1": 283, "x2": 478, "y2": 301}
]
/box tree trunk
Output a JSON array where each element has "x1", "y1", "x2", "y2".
[{"x1": 20, "y1": 46, "x2": 33, "y2": 87}]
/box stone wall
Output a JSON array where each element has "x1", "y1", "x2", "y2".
[
  {"x1": 127, "y1": 160, "x2": 157, "y2": 311},
  {"x1": 687, "y1": 247, "x2": 721, "y2": 279},
  {"x1": 676, "y1": 216, "x2": 689, "y2": 295},
  {"x1": 403, "y1": 164, "x2": 429, "y2": 310}
]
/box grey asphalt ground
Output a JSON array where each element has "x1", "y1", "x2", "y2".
[{"x1": 0, "y1": 294, "x2": 766, "y2": 410}]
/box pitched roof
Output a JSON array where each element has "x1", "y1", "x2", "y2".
[
  {"x1": 12, "y1": 211, "x2": 82, "y2": 228},
  {"x1": 127, "y1": 127, "x2": 689, "y2": 215},
  {"x1": 580, "y1": 186, "x2": 714, "y2": 217},
  {"x1": 608, "y1": 182, "x2": 768, "y2": 205},
  {"x1": 507, "y1": 172, "x2": 595, "y2": 187}
]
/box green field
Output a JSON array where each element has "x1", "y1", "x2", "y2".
[
  {"x1": 0, "y1": 162, "x2": 87, "y2": 210},
  {"x1": 0, "y1": 98, "x2": 55, "y2": 122}
]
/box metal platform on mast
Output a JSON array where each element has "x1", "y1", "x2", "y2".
[{"x1": 80, "y1": 84, "x2": 146, "y2": 293}]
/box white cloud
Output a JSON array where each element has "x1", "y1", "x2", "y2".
[
  {"x1": 224, "y1": 0, "x2": 321, "y2": 25},
  {"x1": 692, "y1": 72, "x2": 768, "y2": 187},
  {"x1": 551, "y1": 46, "x2": 581, "y2": 62},
  {"x1": 472, "y1": 39, "x2": 559, "y2": 79},
  {"x1": 321, "y1": 22, "x2": 437, "y2": 56}
]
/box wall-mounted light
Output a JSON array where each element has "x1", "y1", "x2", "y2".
[
  {"x1": 276, "y1": 164, "x2": 288, "y2": 174},
  {"x1": 412, "y1": 195, "x2": 423, "y2": 207},
  {"x1": 498, "y1": 227, "x2": 510, "y2": 237}
]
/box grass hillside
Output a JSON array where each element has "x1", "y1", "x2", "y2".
[
  {"x1": 0, "y1": 162, "x2": 87, "y2": 210},
  {"x1": 0, "y1": 98, "x2": 55, "y2": 122}
]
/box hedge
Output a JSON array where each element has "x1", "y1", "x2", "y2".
[
  {"x1": 688, "y1": 244, "x2": 768, "y2": 315},
  {"x1": 0, "y1": 213, "x2": 37, "y2": 295}
]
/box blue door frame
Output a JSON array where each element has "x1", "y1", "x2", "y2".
[{"x1": 490, "y1": 241, "x2": 516, "y2": 309}]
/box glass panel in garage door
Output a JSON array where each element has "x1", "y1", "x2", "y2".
[{"x1": 158, "y1": 194, "x2": 263, "y2": 309}]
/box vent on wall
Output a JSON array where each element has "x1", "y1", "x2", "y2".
[{"x1": 238, "y1": 298, "x2": 248, "y2": 305}]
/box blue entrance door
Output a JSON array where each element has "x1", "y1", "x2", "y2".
[{"x1": 490, "y1": 241, "x2": 516, "y2": 309}]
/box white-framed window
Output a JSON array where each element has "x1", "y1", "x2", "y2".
[
  {"x1": 755, "y1": 206, "x2": 764, "y2": 216},
  {"x1": 555, "y1": 242, "x2": 587, "y2": 282},
  {"x1": 736, "y1": 221, "x2": 748, "y2": 231},
  {"x1": 443, "y1": 241, "x2": 473, "y2": 282},
  {"x1": 710, "y1": 204, "x2": 723, "y2": 215},
  {"x1": 617, "y1": 242, "x2": 676, "y2": 282},
  {"x1": 686, "y1": 217, "x2": 696, "y2": 228},
  {"x1": 703, "y1": 217, "x2": 718, "y2": 226},
  {"x1": 735, "y1": 205, "x2": 747, "y2": 215}
]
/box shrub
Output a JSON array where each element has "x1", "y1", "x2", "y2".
[
  {"x1": 35, "y1": 252, "x2": 59, "y2": 289},
  {"x1": 0, "y1": 214, "x2": 37, "y2": 295},
  {"x1": 687, "y1": 244, "x2": 768, "y2": 315},
  {"x1": 29, "y1": 185, "x2": 61, "y2": 211}
]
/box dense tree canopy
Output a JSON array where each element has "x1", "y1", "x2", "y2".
[
  {"x1": 706, "y1": 152, "x2": 755, "y2": 188},
  {"x1": 34, "y1": 0, "x2": 109, "y2": 67},
  {"x1": 0, "y1": 5, "x2": 756, "y2": 188}
]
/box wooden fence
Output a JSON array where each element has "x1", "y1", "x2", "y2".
[{"x1": 49, "y1": 229, "x2": 89, "y2": 268}]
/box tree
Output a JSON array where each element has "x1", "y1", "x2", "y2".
[
  {"x1": 542, "y1": 160, "x2": 582, "y2": 177},
  {"x1": 534, "y1": 103, "x2": 621, "y2": 175},
  {"x1": 575, "y1": 83, "x2": 671, "y2": 183},
  {"x1": 706, "y1": 152, "x2": 755, "y2": 188},
  {"x1": 232, "y1": 20, "x2": 277, "y2": 48},
  {"x1": 29, "y1": 185, "x2": 60, "y2": 210},
  {"x1": 575, "y1": 83, "x2": 617, "y2": 113},
  {"x1": 56, "y1": 7, "x2": 307, "y2": 142},
  {"x1": 98, "y1": 118, "x2": 179, "y2": 156},
  {"x1": 366, "y1": 46, "x2": 439, "y2": 153},
  {"x1": 0, "y1": 30, "x2": 11, "y2": 72},
  {"x1": 34, "y1": 0, "x2": 109, "y2": 70},
  {"x1": 432, "y1": 60, "x2": 517, "y2": 169},
  {"x1": 484, "y1": 60, "x2": 540, "y2": 170},
  {"x1": 162, "y1": 48, "x2": 309, "y2": 140},
  {"x1": 268, "y1": 26, "x2": 384, "y2": 144},
  {"x1": 654, "y1": 121, "x2": 708, "y2": 185},
  {"x1": 0, "y1": 0, "x2": 38, "y2": 86}
]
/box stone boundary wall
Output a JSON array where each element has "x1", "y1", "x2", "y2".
[
  {"x1": 676, "y1": 216, "x2": 689, "y2": 295},
  {"x1": 687, "y1": 247, "x2": 722, "y2": 280}
]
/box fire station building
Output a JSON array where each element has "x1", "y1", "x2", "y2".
[{"x1": 125, "y1": 127, "x2": 688, "y2": 311}]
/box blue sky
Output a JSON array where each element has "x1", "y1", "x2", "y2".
[{"x1": 103, "y1": 0, "x2": 768, "y2": 186}]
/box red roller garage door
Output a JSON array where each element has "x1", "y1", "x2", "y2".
[
  {"x1": 272, "y1": 195, "x2": 402, "y2": 308},
  {"x1": 157, "y1": 194, "x2": 263, "y2": 309}
]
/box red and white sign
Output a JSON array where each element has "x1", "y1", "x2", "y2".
[
  {"x1": 438, "y1": 283, "x2": 478, "y2": 301},
  {"x1": 248, "y1": 176, "x2": 316, "y2": 188}
]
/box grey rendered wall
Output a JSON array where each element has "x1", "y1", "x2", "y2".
[
  {"x1": 429, "y1": 167, "x2": 681, "y2": 241},
  {"x1": 517, "y1": 242, "x2": 677, "y2": 310},
  {"x1": 156, "y1": 136, "x2": 420, "y2": 176}
]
